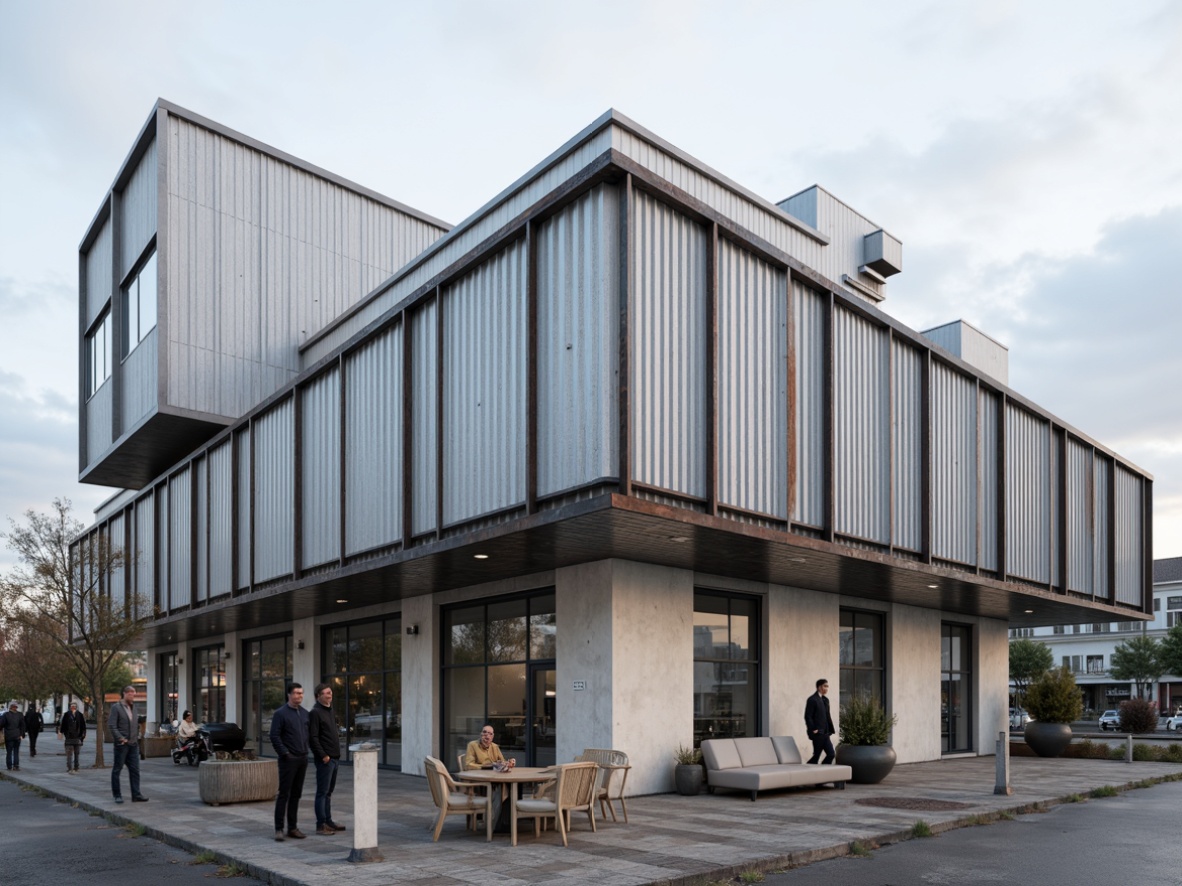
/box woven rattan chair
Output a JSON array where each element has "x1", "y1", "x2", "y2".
[
  {"x1": 424, "y1": 756, "x2": 491, "y2": 842},
  {"x1": 579, "y1": 748, "x2": 631, "y2": 823},
  {"x1": 511, "y1": 760, "x2": 597, "y2": 847}
]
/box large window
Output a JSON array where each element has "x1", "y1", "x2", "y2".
[
  {"x1": 322, "y1": 617, "x2": 402, "y2": 768},
  {"x1": 86, "y1": 310, "x2": 112, "y2": 397},
  {"x1": 158, "y1": 652, "x2": 178, "y2": 727},
  {"x1": 243, "y1": 635, "x2": 293, "y2": 757},
  {"x1": 192, "y1": 644, "x2": 226, "y2": 724},
  {"x1": 122, "y1": 251, "x2": 157, "y2": 356},
  {"x1": 941, "y1": 623, "x2": 972, "y2": 753},
  {"x1": 839, "y1": 609, "x2": 884, "y2": 706},
  {"x1": 442, "y1": 593, "x2": 556, "y2": 768},
  {"x1": 693, "y1": 590, "x2": 760, "y2": 746}
]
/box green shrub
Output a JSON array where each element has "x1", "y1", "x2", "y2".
[
  {"x1": 1090, "y1": 785, "x2": 1118, "y2": 798},
  {"x1": 674, "y1": 744, "x2": 701, "y2": 765},
  {"x1": 1117, "y1": 698, "x2": 1158, "y2": 734},
  {"x1": 848, "y1": 841, "x2": 873, "y2": 856},
  {"x1": 839, "y1": 693, "x2": 898, "y2": 746},
  {"x1": 1024, "y1": 666, "x2": 1083, "y2": 723},
  {"x1": 910, "y1": 820, "x2": 933, "y2": 838}
]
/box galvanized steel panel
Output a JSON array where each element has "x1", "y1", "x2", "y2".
[
  {"x1": 121, "y1": 327, "x2": 157, "y2": 430},
  {"x1": 631, "y1": 190, "x2": 707, "y2": 499},
  {"x1": 134, "y1": 495, "x2": 155, "y2": 608},
  {"x1": 166, "y1": 115, "x2": 445, "y2": 419},
  {"x1": 716, "y1": 238, "x2": 788, "y2": 519},
  {"x1": 108, "y1": 513, "x2": 126, "y2": 611},
  {"x1": 536, "y1": 184, "x2": 621, "y2": 498},
  {"x1": 1005, "y1": 405, "x2": 1051, "y2": 583},
  {"x1": 411, "y1": 302, "x2": 438, "y2": 535},
  {"x1": 978, "y1": 390, "x2": 999, "y2": 571},
  {"x1": 1114, "y1": 465, "x2": 1144, "y2": 606},
  {"x1": 1051, "y1": 429, "x2": 1062, "y2": 588},
  {"x1": 832, "y1": 306, "x2": 889, "y2": 542},
  {"x1": 301, "y1": 367, "x2": 342, "y2": 566},
  {"x1": 442, "y1": 241, "x2": 527, "y2": 524},
  {"x1": 345, "y1": 330, "x2": 403, "y2": 554},
  {"x1": 156, "y1": 483, "x2": 169, "y2": 612},
  {"x1": 892, "y1": 341, "x2": 923, "y2": 551},
  {"x1": 86, "y1": 381, "x2": 113, "y2": 462},
  {"x1": 793, "y1": 281, "x2": 826, "y2": 526},
  {"x1": 931, "y1": 363, "x2": 977, "y2": 565},
  {"x1": 236, "y1": 430, "x2": 251, "y2": 588},
  {"x1": 168, "y1": 469, "x2": 192, "y2": 609},
  {"x1": 84, "y1": 218, "x2": 113, "y2": 327},
  {"x1": 1066, "y1": 438, "x2": 1095, "y2": 596},
  {"x1": 208, "y1": 441, "x2": 233, "y2": 597},
  {"x1": 1094, "y1": 457, "x2": 1111, "y2": 599},
  {"x1": 195, "y1": 458, "x2": 207, "y2": 604},
  {"x1": 253, "y1": 400, "x2": 294, "y2": 582},
  {"x1": 119, "y1": 137, "x2": 158, "y2": 280}
]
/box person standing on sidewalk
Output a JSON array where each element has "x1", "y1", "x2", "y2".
[
  {"x1": 108, "y1": 685, "x2": 149, "y2": 804},
  {"x1": 25, "y1": 706, "x2": 43, "y2": 757},
  {"x1": 307, "y1": 683, "x2": 346, "y2": 836},
  {"x1": 269, "y1": 682, "x2": 310, "y2": 842},
  {"x1": 57, "y1": 701, "x2": 87, "y2": 772},
  {"x1": 1, "y1": 703, "x2": 26, "y2": 771},
  {"x1": 804, "y1": 678, "x2": 836, "y2": 765}
]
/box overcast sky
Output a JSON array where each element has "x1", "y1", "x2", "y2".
[{"x1": 1, "y1": 1, "x2": 1179, "y2": 572}]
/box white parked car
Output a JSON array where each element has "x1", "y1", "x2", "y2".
[
  {"x1": 1008, "y1": 707, "x2": 1031, "y2": 729},
  {"x1": 1165, "y1": 713, "x2": 1182, "y2": 732},
  {"x1": 1098, "y1": 710, "x2": 1121, "y2": 731}
]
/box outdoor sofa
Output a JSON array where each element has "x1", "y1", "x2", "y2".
[{"x1": 700, "y1": 736, "x2": 852, "y2": 800}]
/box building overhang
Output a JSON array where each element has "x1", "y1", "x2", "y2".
[{"x1": 140, "y1": 492, "x2": 1146, "y2": 648}]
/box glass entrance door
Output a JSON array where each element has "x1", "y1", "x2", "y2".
[
  {"x1": 530, "y1": 665, "x2": 556, "y2": 767},
  {"x1": 941, "y1": 623, "x2": 973, "y2": 753}
]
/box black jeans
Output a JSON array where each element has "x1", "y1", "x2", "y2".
[
  {"x1": 808, "y1": 733, "x2": 835, "y2": 765},
  {"x1": 111, "y1": 742, "x2": 142, "y2": 797},
  {"x1": 314, "y1": 757, "x2": 338, "y2": 827},
  {"x1": 65, "y1": 742, "x2": 82, "y2": 770},
  {"x1": 275, "y1": 754, "x2": 309, "y2": 831}
]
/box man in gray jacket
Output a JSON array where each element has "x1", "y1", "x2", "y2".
[
  {"x1": 1, "y1": 703, "x2": 26, "y2": 771},
  {"x1": 108, "y1": 685, "x2": 148, "y2": 804}
]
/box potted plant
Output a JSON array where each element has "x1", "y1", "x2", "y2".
[
  {"x1": 673, "y1": 743, "x2": 703, "y2": 795},
  {"x1": 1023, "y1": 665, "x2": 1082, "y2": 757},
  {"x1": 197, "y1": 748, "x2": 279, "y2": 805},
  {"x1": 835, "y1": 692, "x2": 898, "y2": 784}
]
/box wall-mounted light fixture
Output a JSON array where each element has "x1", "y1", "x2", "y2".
[
  {"x1": 223, "y1": 651, "x2": 231, "y2": 660},
  {"x1": 406, "y1": 625, "x2": 420, "y2": 636},
  {"x1": 297, "y1": 640, "x2": 306, "y2": 650},
  {"x1": 177, "y1": 657, "x2": 184, "y2": 665}
]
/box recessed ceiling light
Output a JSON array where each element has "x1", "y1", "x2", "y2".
[
  {"x1": 474, "y1": 553, "x2": 490, "y2": 560},
  {"x1": 668, "y1": 536, "x2": 690, "y2": 543},
  {"x1": 789, "y1": 557, "x2": 807, "y2": 564},
  {"x1": 1024, "y1": 609, "x2": 1034, "y2": 614},
  {"x1": 927, "y1": 584, "x2": 938, "y2": 589},
  {"x1": 336, "y1": 599, "x2": 348, "y2": 604}
]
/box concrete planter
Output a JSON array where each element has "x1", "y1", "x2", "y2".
[
  {"x1": 141, "y1": 736, "x2": 175, "y2": 758},
  {"x1": 835, "y1": 744, "x2": 897, "y2": 784},
  {"x1": 674, "y1": 763, "x2": 703, "y2": 795},
  {"x1": 1023, "y1": 721, "x2": 1073, "y2": 758},
  {"x1": 198, "y1": 759, "x2": 278, "y2": 806}
]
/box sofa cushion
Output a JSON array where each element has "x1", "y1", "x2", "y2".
[
  {"x1": 701, "y1": 739, "x2": 742, "y2": 771},
  {"x1": 734, "y1": 737, "x2": 778, "y2": 767},
  {"x1": 771, "y1": 735, "x2": 802, "y2": 764}
]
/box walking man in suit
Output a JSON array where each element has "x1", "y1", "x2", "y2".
[
  {"x1": 804, "y1": 678, "x2": 836, "y2": 765},
  {"x1": 108, "y1": 685, "x2": 149, "y2": 803}
]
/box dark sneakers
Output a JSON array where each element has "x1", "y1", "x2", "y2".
[
  {"x1": 315, "y1": 825, "x2": 336, "y2": 836},
  {"x1": 328, "y1": 821, "x2": 347, "y2": 832},
  {"x1": 114, "y1": 797, "x2": 124, "y2": 804},
  {"x1": 132, "y1": 795, "x2": 149, "y2": 802},
  {"x1": 274, "y1": 830, "x2": 285, "y2": 842}
]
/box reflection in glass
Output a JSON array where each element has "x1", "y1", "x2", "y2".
[
  {"x1": 692, "y1": 591, "x2": 760, "y2": 745},
  {"x1": 448, "y1": 606, "x2": 485, "y2": 665},
  {"x1": 488, "y1": 599, "x2": 527, "y2": 662}
]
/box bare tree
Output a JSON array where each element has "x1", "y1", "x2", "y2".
[
  {"x1": 0, "y1": 498, "x2": 152, "y2": 768},
  {"x1": 0, "y1": 616, "x2": 68, "y2": 704}
]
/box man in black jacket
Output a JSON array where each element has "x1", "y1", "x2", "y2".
[
  {"x1": 57, "y1": 701, "x2": 87, "y2": 772},
  {"x1": 269, "y1": 683, "x2": 310, "y2": 842},
  {"x1": 25, "y1": 706, "x2": 43, "y2": 757},
  {"x1": 1, "y1": 703, "x2": 26, "y2": 771},
  {"x1": 804, "y1": 678, "x2": 836, "y2": 765},
  {"x1": 308, "y1": 683, "x2": 346, "y2": 836}
]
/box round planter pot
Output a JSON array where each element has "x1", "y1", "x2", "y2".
[
  {"x1": 198, "y1": 759, "x2": 279, "y2": 805},
  {"x1": 674, "y1": 763, "x2": 704, "y2": 796},
  {"x1": 1024, "y1": 721, "x2": 1073, "y2": 758},
  {"x1": 836, "y1": 744, "x2": 897, "y2": 784}
]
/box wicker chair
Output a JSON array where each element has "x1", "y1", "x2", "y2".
[
  {"x1": 579, "y1": 748, "x2": 631, "y2": 823},
  {"x1": 423, "y1": 756, "x2": 492, "y2": 842},
  {"x1": 511, "y1": 760, "x2": 597, "y2": 847}
]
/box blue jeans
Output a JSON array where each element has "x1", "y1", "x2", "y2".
[
  {"x1": 111, "y1": 742, "x2": 142, "y2": 798},
  {"x1": 4, "y1": 738, "x2": 20, "y2": 769},
  {"x1": 314, "y1": 757, "x2": 338, "y2": 827}
]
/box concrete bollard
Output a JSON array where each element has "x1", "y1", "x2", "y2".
[
  {"x1": 1125, "y1": 735, "x2": 1133, "y2": 764},
  {"x1": 347, "y1": 743, "x2": 384, "y2": 863},
  {"x1": 994, "y1": 730, "x2": 1012, "y2": 795}
]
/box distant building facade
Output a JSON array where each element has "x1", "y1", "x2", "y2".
[{"x1": 72, "y1": 101, "x2": 1153, "y2": 793}]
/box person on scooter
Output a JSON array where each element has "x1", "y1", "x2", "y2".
[{"x1": 177, "y1": 710, "x2": 199, "y2": 744}]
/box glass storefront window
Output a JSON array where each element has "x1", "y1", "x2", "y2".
[
  {"x1": 193, "y1": 644, "x2": 226, "y2": 725},
  {"x1": 693, "y1": 590, "x2": 760, "y2": 746},
  {"x1": 158, "y1": 652, "x2": 178, "y2": 727},
  {"x1": 320, "y1": 616, "x2": 402, "y2": 768},
  {"x1": 839, "y1": 609, "x2": 884, "y2": 708},
  {"x1": 941, "y1": 623, "x2": 973, "y2": 753},
  {"x1": 243, "y1": 634, "x2": 292, "y2": 757}
]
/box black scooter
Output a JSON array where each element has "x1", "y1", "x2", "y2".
[{"x1": 172, "y1": 727, "x2": 213, "y2": 766}]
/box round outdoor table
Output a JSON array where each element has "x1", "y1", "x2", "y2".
[{"x1": 455, "y1": 766, "x2": 556, "y2": 845}]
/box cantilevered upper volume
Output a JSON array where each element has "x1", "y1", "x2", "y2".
[{"x1": 78, "y1": 99, "x2": 451, "y2": 488}]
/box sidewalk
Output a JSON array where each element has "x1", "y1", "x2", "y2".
[{"x1": 3, "y1": 750, "x2": 1180, "y2": 886}]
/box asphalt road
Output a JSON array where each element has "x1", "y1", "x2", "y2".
[
  {"x1": 0, "y1": 778, "x2": 265, "y2": 884},
  {"x1": 767, "y1": 777, "x2": 1182, "y2": 885}
]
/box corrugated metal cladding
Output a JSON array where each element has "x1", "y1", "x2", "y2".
[
  {"x1": 793, "y1": 281, "x2": 826, "y2": 527},
  {"x1": 978, "y1": 390, "x2": 1000, "y2": 572},
  {"x1": 86, "y1": 382, "x2": 113, "y2": 463},
  {"x1": 1094, "y1": 457, "x2": 1111, "y2": 596},
  {"x1": 717, "y1": 238, "x2": 788, "y2": 519},
  {"x1": 166, "y1": 115, "x2": 444, "y2": 420},
  {"x1": 195, "y1": 458, "x2": 207, "y2": 605},
  {"x1": 253, "y1": 400, "x2": 294, "y2": 583},
  {"x1": 1066, "y1": 439, "x2": 1096, "y2": 596},
  {"x1": 536, "y1": 184, "x2": 620, "y2": 498},
  {"x1": 236, "y1": 430, "x2": 251, "y2": 588},
  {"x1": 832, "y1": 306, "x2": 889, "y2": 542},
  {"x1": 410, "y1": 301, "x2": 438, "y2": 536},
  {"x1": 122, "y1": 328, "x2": 157, "y2": 431},
  {"x1": 207, "y1": 441, "x2": 233, "y2": 598},
  {"x1": 1050, "y1": 429, "x2": 1062, "y2": 589},
  {"x1": 345, "y1": 329, "x2": 403, "y2": 555},
  {"x1": 134, "y1": 495, "x2": 154, "y2": 607},
  {"x1": 930, "y1": 363, "x2": 977, "y2": 565},
  {"x1": 1114, "y1": 465, "x2": 1144, "y2": 606},
  {"x1": 84, "y1": 218, "x2": 113, "y2": 327},
  {"x1": 119, "y1": 136, "x2": 158, "y2": 281},
  {"x1": 155, "y1": 483, "x2": 169, "y2": 612},
  {"x1": 442, "y1": 241, "x2": 527, "y2": 525},
  {"x1": 631, "y1": 190, "x2": 708, "y2": 499},
  {"x1": 891, "y1": 342, "x2": 923, "y2": 551},
  {"x1": 108, "y1": 514, "x2": 126, "y2": 611},
  {"x1": 168, "y1": 469, "x2": 192, "y2": 609},
  {"x1": 301, "y1": 367, "x2": 342, "y2": 567},
  {"x1": 798, "y1": 188, "x2": 884, "y2": 303},
  {"x1": 1005, "y1": 405, "x2": 1051, "y2": 584}
]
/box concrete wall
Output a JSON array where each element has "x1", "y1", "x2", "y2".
[
  {"x1": 887, "y1": 602, "x2": 943, "y2": 762},
  {"x1": 767, "y1": 583, "x2": 837, "y2": 750},
  {"x1": 977, "y1": 617, "x2": 1011, "y2": 747},
  {"x1": 401, "y1": 593, "x2": 436, "y2": 777}
]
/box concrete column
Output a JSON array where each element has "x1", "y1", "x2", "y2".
[
  {"x1": 347, "y1": 745, "x2": 383, "y2": 863},
  {"x1": 401, "y1": 594, "x2": 435, "y2": 777},
  {"x1": 223, "y1": 631, "x2": 239, "y2": 725},
  {"x1": 291, "y1": 617, "x2": 316, "y2": 691}
]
